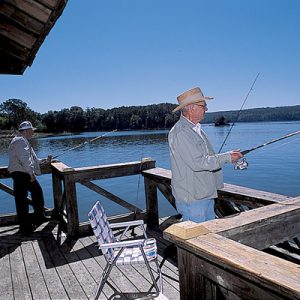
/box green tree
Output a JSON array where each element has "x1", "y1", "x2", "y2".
[{"x1": 0, "y1": 99, "x2": 40, "y2": 129}]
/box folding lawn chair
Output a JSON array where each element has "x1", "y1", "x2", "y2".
[{"x1": 88, "y1": 201, "x2": 163, "y2": 299}]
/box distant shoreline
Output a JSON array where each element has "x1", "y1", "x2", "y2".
[
  {"x1": 1, "y1": 119, "x2": 299, "y2": 139},
  {"x1": 0, "y1": 131, "x2": 76, "y2": 139}
]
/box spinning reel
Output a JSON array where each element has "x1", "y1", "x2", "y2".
[{"x1": 234, "y1": 158, "x2": 248, "y2": 170}]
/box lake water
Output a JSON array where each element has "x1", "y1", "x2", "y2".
[{"x1": 0, "y1": 121, "x2": 299, "y2": 221}]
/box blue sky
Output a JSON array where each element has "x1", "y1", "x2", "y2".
[{"x1": 1, "y1": 0, "x2": 299, "y2": 113}]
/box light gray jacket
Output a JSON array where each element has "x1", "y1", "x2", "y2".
[
  {"x1": 168, "y1": 115, "x2": 231, "y2": 203},
  {"x1": 8, "y1": 134, "x2": 41, "y2": 176}
]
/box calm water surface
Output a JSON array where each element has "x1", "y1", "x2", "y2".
[{"x1": 0, "y1": 121, "x2": 299, "y2": 221}]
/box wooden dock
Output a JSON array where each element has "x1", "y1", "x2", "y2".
[
  {"x1": 1, "y1": 160, "x2": 300, "y2": 299},
  {"x1": 0, "y1": 221, "x2": 180, "y2": 300}
]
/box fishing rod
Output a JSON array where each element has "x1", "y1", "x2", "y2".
[
  {"x1": 52, "y1": 129, "x2": 117, "y2": 159},
  {"x1": 235, "y1": 130, "x2": 300, "y2": 170},
  {"x1": 218, "y1": 73, "x2": 260, "y2": 153}
]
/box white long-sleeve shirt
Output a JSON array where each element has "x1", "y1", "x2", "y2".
[{"x1": 8, "y1": 134, "x2": 41, "y2": 176}]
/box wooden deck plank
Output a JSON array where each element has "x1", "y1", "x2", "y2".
[
  {"x1": 0, "y1": 247, "x2": 13, "y2": 300},
  {"x1": 42, "y1": 236, "x2": 88, "y2": 299},
  {"x1": 32, "y1": 240, "x2": 69, "y2": 299},
  {"x1": 9, "y1": 246, "x2": 32, "y2": 300},
  {"x1": 0, "y1": 222, "x2": 179, "y2": 300},
  {"x1": 73, "y1": 237, "x2": 114, "y2": 298},
  {"x1": 60, "y1": 238, "x2": 99, "y2": 299},
  {"x1": 21, "y1": 242, "x2": 50, "y2": 299}
]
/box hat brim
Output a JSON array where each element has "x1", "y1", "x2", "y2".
[
  {"x1": 19, "y1": 127, "x2": 37, "y2": 131},
  {"x1": 172, "y1": 96, "x2": 213, "y2": 113}
]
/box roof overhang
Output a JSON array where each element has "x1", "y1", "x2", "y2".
[{"x1": 0, "y1": 0, "x2": 68, "y2": 75}]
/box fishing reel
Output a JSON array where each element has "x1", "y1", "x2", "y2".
[{"x1": 234, "y1": 158, "x2": 248, "y2": 170}]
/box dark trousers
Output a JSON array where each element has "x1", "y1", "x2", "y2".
[{"x1": 11, "y1": 171, "x2": 45, "y2": 228}]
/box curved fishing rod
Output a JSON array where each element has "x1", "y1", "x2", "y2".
[
  {"x1": 52, "y1": 129, "x2": 117, "y2": 159},
  {"x1": 218, "y1": 72, "x2": 260, "y2": 153},
  {"x1": 235, "y1": 130, "x2": 300, "y2": 170}
]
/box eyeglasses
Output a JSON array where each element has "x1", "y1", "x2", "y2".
[{"x1": 193, "y1": 103, "x2": 207, "y2": 109}]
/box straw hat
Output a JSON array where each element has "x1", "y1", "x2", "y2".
[{"x1": 172, "y1": 87, "x2": 213, "y2": 112}]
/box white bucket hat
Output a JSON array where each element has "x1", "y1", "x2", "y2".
[
  {"x1": 18, "y1": 121, "x2": 36, "y2": 131},
  {"x1": 173, "y1": 87, "x2": 213, "y2": 112}
]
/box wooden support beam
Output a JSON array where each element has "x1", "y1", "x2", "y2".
[
  {"x1": 156, "y1": 182, "x2": 176, "y2": 209},
  {"x1": 73, "y1": 159, "x2": 156, "y2": 181},
  {"x1": 79, "y1": 179, "x2": 142, "y2": 213},
  {"x1": 63, "y1": 173, "x2": 79, "y2": 237},
  {"x1": 144, "y1": 172, "x2": 159, "y2": 230}
]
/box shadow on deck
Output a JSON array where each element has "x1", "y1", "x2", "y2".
[{"x1": 0, "y1": 219, "x2": 180, "y2": 300}]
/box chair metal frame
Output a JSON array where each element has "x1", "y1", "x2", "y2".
[{"x1": 88, "y1": 201, "x2": 162, "y2": 299}]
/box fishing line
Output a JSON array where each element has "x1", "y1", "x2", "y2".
[
  {"x1": 52, "y1": 129, "x2": 117, "y2": 159},
  {"x1": 241, "y1": 130, "x2": 300, "y2": 155},
  {"x1": 267, "y1": 137, "x2": 300, "y2": 150},
  {"x1": 131, "y1": 132, "x2": 147, "y2": 237},
  {"x1": 235, "y1": 130, "x2": 300, "y2": 169},
  {"x1": 218, "y1": 73, "x2": 260, "y2": 153}
]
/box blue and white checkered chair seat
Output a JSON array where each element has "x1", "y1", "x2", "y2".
[
  {"x1": 114, "y1": 238, "x2": 157, "y2": 265},
  {"x1": 88, "y1": 201, "x2": 162, "y2": 299}
]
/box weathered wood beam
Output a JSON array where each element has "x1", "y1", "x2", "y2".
[
  {"x1": 78, "y1": 211, "x2": 147, "y2": 236},
  {"x1": 6, "y1": 0, "x2": 52, "y2": 23},
  {"x1": 0, "y1": 20, "x2": 36, "y2": 48},
  {"x1": 142, "y1": 167, "x2": 291, "y2": 208},
  {"x1": 144, "y1": 173, "x2": 159, "y2": 229},
  {"x1": 218, "y1": 183, "x2": 291, "y2": 208},
  {"x1": 156, "y1": 182, "x2": 176, "y2": 209},
  {"x1": 0, "y1": 162, "x2": 52, "y2": 179},
  {"x1": 63, "y1": 173, "x2": 79, "y2": 237},
  {"x1": 264, "y1": 245, "x2": 300, "y2": 265},
  {"x1": 165, "y1": 232, "x2": 300, "y2": 300},
  {"x1": 0, "y1": 182, "x2": 15, "y2": 197},
  {"x1": 72, "y1": 159, "x2": 156, "y2": 181},
  {"x1": 79, "y1": 179, "x2": 142, "y2": 213},
  {"x1": 0, "y1": 2, "x2": 44, "y2": 35},
  {"x1": 201, "y1": 196, "x2": 300, "y2": 250}
]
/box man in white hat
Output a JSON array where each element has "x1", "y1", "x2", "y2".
[
  {"x1": 168, "y1": 87, "x2": 243, "y2": 222},
  {"x1": 8, "y1": 121, "x2": 50, "y2": 235}
]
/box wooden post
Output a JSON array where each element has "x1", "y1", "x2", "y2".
[
  {"x1": 63, "y1": 173, "x2": 79, "y2": 237},
  {"x1": 177, "y1": 248, "x2": 213, "y2": 300},
  {"x1": 51, "y1": 169, "x2": 62, "y2": 217},
  {"x1": 144, "y1": 176, "x2": 159, "y2": 229}
]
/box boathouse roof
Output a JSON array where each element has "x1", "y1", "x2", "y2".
[{"x1": 0, "y1": 0, "x2": 67, "y2": 75}]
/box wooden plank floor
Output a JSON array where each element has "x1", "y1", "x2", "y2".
[{"x1": 0, "y1": 221, "x2": 180, "y2": 300}]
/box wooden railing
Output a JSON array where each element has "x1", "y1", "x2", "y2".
[
  {"x1": 164, "y1": 196, "x2": 300, "y2": 300},
  {"x1": 0, "y1": 159, "x2": 156, "y2": 234},
  {"x1": 141, "y1": 167, "x2": 292, "y2": 226},
  {"x1": 2, "y1": 162, "x2": 299, "y2": 299},
  {"x1": 1, "y1": 161, "x2": 293, "y2": 237},
  {"x1": 50, "y1": 158, "x2": 157, "y2": 237},
  {"x1": 0, "y1": 163, "x2": 53, "y2": 225}
]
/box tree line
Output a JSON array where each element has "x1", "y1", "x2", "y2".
[{"x1": 1, "y1": 99, "x2": 300, "y2": 133}]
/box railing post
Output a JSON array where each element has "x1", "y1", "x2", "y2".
[
  {"x1": 51, "y1": 168, "x2": 62, "y2": 217},
  {"x1": 144, "y1": 176, "x2": 159, "y2": 229},
  {"x1": 63, "y1": 172, "x2": 79, "y2": 237}
]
